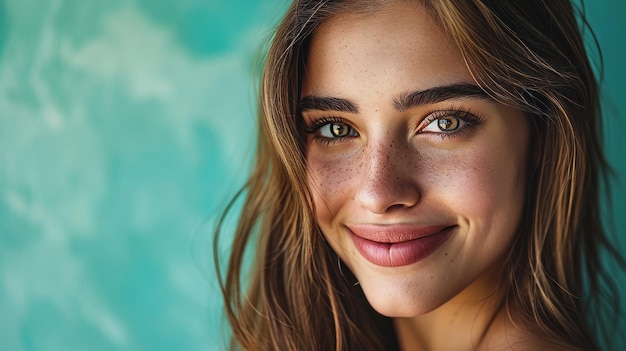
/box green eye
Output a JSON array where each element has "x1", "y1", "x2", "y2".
[
  {"x1": 437, "y1": 117, "x2": 460, "y2": 131},
  {"x1": 423, "y1": 115, "x2": 465, "y2": 133},
  {"x1": 331, "y1": 123, "x2": 349, "y2": 137},
  {"x1": 419, "y1": 109, "x2": 484, "y2": 139},
  {"x1": 320, "y1": 122, "x2": 357, "y2": 138}
]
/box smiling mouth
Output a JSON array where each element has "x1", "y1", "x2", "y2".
[{"x1": 347, "y1": 224, "x2": 456, "y2": 267}]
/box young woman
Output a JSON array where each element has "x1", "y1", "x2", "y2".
[{"x1": 215, "y1": 0, "x2": 624, "y2": 350}]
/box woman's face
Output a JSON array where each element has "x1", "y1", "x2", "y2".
[{"x1": 301, "y1": 2, "x2": 530, "y2": 317}]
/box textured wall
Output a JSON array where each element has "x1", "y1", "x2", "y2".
[{"x1": 0, "y1": 0, "x2": 623, "y2": 350}]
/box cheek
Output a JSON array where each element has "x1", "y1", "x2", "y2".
[
  {"x1": 433, "y1": 142, "x2": 528, "y2": 238},
  {"x1": 443, "y1": 155, "x2": 499, "y2": 207},
  {"x1": 307, "y1": 148, "x2": 364, "y2": 223}
]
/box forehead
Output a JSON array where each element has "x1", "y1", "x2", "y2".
[{"x1": 302, "y1": 1, "x2": 473, "y2": 99}]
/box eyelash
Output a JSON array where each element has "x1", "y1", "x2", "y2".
[
  {"x1": 421, "y1": 108, "x2": 484, "y2": 140},
  {"x1": 303, "y1": 107, "x2": 484, "y2": 145},
  {"x1": 304, "y1": 116, "x2": 356, "y2": 145}
]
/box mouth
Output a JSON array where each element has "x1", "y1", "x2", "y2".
[{"x1": 347, "y1": 224, "x2": 456, "y2": 267}]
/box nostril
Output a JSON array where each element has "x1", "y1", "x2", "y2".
[
  {"x1": 352, "y1": 139, "x2": 422, "y2": 213},
  {"x1": 387, "y1": 202, "x2": 413, "y2": 211},
  {"x1": 355, "y1": 170, "x2": 421, "y2": 214}
]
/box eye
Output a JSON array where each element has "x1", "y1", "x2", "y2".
[
  {"x1": 319, "y1": 122, "x2": 357, "y2": 138},
  {"x1": 422, "y1": 115, "x2": 463, "y2": 133},
  {"x1": 305, "y1": 117, "x2": 360, "y2": 144},
  {"x1": 418, "y1": 109, "x2": 483, "y2": 138}
]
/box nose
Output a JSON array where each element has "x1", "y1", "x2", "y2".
[{"x1": 354, "y1": 140, "x2": 421, "y2": 214}]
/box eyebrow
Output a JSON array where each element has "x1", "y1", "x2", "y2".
[
  {"x1": 393, "y1": 83, "x2": 491, "y2": 112},
  {"x1": 298, "y1": 96, "x2": 359, "y2": 113},
  {"x1": 298, "y1": 83, "x2": 492, "y2": 114}
]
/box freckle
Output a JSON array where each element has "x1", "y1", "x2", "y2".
[{"x1": 430, "y1": 275, "x2": 433, "y2": 280}]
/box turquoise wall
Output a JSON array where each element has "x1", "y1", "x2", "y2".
[{"x1": 0, "y1": 1, "x2": 623, "y2": 350}]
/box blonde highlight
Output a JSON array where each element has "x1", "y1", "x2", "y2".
[{"x1": 215, "y1": 1, "x2": 624, "y2": 350}]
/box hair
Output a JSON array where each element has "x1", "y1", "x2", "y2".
[{"x1": 214, "y1": 0, "x2": 624, "y2": 350}]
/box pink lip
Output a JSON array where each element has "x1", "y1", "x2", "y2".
[{"x1": 347, "y1": 224, "x2": 455, "y2": 267}]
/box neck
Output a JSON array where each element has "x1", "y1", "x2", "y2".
[{"x1": 393, "y1": 267, "x2": 505, "y2": 351}]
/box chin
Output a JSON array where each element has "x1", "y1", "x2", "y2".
[
  {"x1": 356, "y1": 274, "x2": 447, "y2": 318},
  {"x1": 366, "y1": 293, "x2": 439, "y2": 318}
]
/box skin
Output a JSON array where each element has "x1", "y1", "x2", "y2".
[{"x1": 299, "y1": 2, "x2": 567, "y2": 350}]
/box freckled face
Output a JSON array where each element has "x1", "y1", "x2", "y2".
[{"x1": 301, "y1": 2, "x2": 529, "y2": 317}]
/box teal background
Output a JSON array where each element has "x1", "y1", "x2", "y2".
[{"x1": 0, "y1": 0, "x2": 623, "y2": 350}]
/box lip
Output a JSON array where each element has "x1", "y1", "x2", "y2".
[{"x1": 347, "y1": 224, "x2": 455, "y2": 267}]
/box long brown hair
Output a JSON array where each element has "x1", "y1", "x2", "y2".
[{"x1": 214, "y1": 1, "x2": 624, "y2": 349}]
